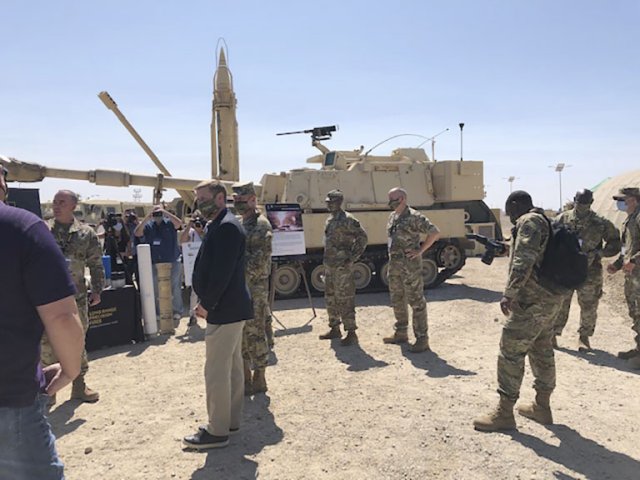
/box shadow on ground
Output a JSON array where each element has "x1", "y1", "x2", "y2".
[
  {"x1": 330, "y1": 340, "x2": 389, "y2": 372},
  {"x1": 48, "y1": 400, "x2": 85, "y2": 440},
  {"x1": 190, "y1": 395, "x2": 284, "y2": 480},
  {"x1": 509, "y1": 423, "x2": 640, "y2": 480},
  {"x1": 399, "y1": 346, "x2": 477, "y2": 378},
  {"x1": 89, "y1": 334, "x2": 170, "y2": 360},
  {"x1": 557, "y1": 347, "x2": 640, "y2": 375}
]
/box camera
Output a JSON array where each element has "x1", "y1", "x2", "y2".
[
  {"x1": 193, "y1": 216, "x2": 205, "y2": 229},
  {"x1": 466, "y1": 233, "x2": 507, "y2": 266},
  {"x1": 106, "y1": 212, "x2": 121, "y2": 229}
]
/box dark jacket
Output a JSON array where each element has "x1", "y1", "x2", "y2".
[{"x1": 192, "y1": 209, "x2": 253, "y2": 324}]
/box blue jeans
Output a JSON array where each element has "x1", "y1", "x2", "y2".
[
  {"x1": 152, "y1": 261, "x2": 184, "y2": 316},
  {"x1": 0, "y1": 394, "x2": 64, "y2": 480}
]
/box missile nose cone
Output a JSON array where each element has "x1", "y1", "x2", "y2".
[{"x1": 214, "y1": 47, "x2": 232, "y2": 91}]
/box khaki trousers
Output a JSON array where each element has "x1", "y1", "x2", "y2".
[{"x1": 204, "y1": 321, "x2": 246, "y2": 436}]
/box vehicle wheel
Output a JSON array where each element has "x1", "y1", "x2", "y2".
[
  {"x1": 422, "y1": 258, "x2": 438, "y2": 287},
  {"x1": 379, "y1": 261, "x2": 390, "y2": 287},
  {"x1": 273, "y1": 264, "x2": 301, "y2": 296},
  {"x1": 353, "y1": 262, "x2": 373, "y2": 290},
  {"x1": 437, "y1": 244, "x2": 464, "y2": 270},
  {"x1": 310, "y1": 264, "x2": 326, "y2": 292}
]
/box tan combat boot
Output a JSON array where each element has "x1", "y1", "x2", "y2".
[
  {"x1": 517, "y1": 391, "x2": 553, "y2": 425},
  {"x1": 71, "y1": 375, "x2": 100, "y2": 403},
  {"x1": 473, "y1": 397, "x2": 516, "y2": 432},
  {"x1": 409, "y1": 336, "x2": 430, "y2": 353},
  {"x1": 340, "y1": 330, "x2": 358, "y2": 346},
  {"x1": 578, "y1": 334, "x2": 591, "y2": 352},
  {"x1": 244, "y1": 361, "x2": 253, "y2": 396},
  {"x1": 252, "y1": 368, "x2": 268, "y2": 394},
  {"x1": 383, "y1": 331, "x2": 409, "y2": 344},
  {"x1": 319, "y1": 326, "x2": 341, "y2": 340},
  {"x1": 551, "y1": 335, "x2": 559, "y2": 349}
]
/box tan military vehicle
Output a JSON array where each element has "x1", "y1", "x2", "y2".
[{"x1": 260, "y1": 126, "x2": 502, "y2": 297}]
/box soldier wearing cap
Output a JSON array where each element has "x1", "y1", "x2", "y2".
[
  {"x1": 552, "y1": 189, "x2": 621, "y2": 351},
  {"x1": 607, "y1": 187, "x2": 640, "y2": 368},
  {"x1": 42, "y1": 189, "x2": 105, "y2": 405},
  {"x1": 232, "y1": 181, "x2": 273, "y2": 394},
  {"x1": 318, "y1": 190, "x2": 368, "y2": 345},
  {"x1": 383, "y1": 187, "x2": 440, "y2": 353}
]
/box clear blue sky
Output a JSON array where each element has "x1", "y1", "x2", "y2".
[{"x1": 2, "y1": 0, "x2": 638, "y2": 209}]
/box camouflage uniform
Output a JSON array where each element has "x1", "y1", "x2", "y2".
[
  {"x1": 387, "y1": 206, "x2": 439, "y2": 340},
  {"x1": 240, "y1": 207, "x2": 273, "y2": 369},
  {"x1": 553, "y1": 208, "x2": 621, "y2": 337},
  {"x1": 499, "y1": 209, "x2": 562, "y2": 402},
  {"x1": 323, "y1": 209, "x2": 368, "y2": 331},
  {"x1": 611, "y1": 199, "x2": 640, "y2": 351},
  {"x1": 41, "y1": 219, "x2": 105, "y2": 376}
]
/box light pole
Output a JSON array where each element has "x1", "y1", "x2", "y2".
[
  {"x1": 503, "y1": 176, "x2": 517, "y2": 193},
  {"x1": 548, "y1": 163, "x2": 571, "y2": 210}
]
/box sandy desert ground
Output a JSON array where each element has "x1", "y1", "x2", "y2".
[{"x1": 48, "y1": 256, "x2": 640, "y2": 480}]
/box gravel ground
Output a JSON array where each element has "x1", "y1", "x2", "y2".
[{"x1": 49, "y1": 256, "x2": 640, "y2": 480}]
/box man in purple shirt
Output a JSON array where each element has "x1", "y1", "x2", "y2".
[{"x1": 0, "y1": 165, "x2": 85, "y2": 479}]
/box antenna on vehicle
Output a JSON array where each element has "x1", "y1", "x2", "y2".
[
  {"x1": 416, "y1": 128, "x2": 449, "y2": 162},
  {"x1": 363, "y1": 133, "x2": 430, "y2": 157}
]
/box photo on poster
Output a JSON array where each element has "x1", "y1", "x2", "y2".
[{"x1": 265, "y1": 203, "x2": 306, "y2": 256}]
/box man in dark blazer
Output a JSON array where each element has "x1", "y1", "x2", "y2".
[{"x1": 183, "y1": 180, "x2": 253, "y2": 450}]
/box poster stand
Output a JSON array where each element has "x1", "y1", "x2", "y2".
[{"x1": 269, "y1": 259, "x2": 316, "y2": 330}]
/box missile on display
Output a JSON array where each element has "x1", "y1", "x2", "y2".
[{"x1": 211, "y1": 46, "x2": 240, "y2": 182}]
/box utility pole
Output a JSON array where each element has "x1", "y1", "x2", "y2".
[{"x1": 503, "y1": 176, "x2": 517, "y2": 193}]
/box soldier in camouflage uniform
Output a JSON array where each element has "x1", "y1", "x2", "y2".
[
  {"x1": 474, "y1": 191, "x2": 563, "y2": 432},
  {"x1": 553, "y1": 189, "x2": 621, "y2": 351},
  {"x1": 232, "y1": 182, "x2": 273, "y2": 394},
  {"x1": 42, "y1": 190, "x2": 105, "y2": 404},
  {"x1": 383, "y1": 188, "x2": 440, "y2": 353},
  {"x1": 318, "y1": 190, "x2": 368, "y2": 346},
  {"x1": 607, "y1": 187, "x2": 640, "y2": 369}
]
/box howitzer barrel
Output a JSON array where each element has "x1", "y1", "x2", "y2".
[{"x1": 0, "y1": 156, "x2": 236, "y2": 199}]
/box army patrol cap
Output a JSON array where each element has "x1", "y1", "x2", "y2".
[
  {"x1": 325, "y1": 189, "x2": 344, "y2": 203},
  {"x1": 232, "y1": 181, "x2": 256, "y2": 197},
  {"x1": 574, "y1": 189, "x2": 593, "y2": 205},
  {"x1": 613, "y1": 187, "x2": 640, "y2": 200}
]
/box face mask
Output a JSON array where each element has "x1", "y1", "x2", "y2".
[
  {"x1": 234, "y1": 201, "x2": 250, "y2": 214},
  {"x1": 153, "y1": 216, "x2": 163, "y2": 224},
  {"x1": 199, "y1": 199, "x2": 221, "y2": 219},
  {"x1": 574, "y1": 204, "x2": 590, "y2": 216},
  {"x1": 388, "y1": 199, "x2": 401, "y2": 210},
  {"x1": 617, "y1": 200, "x2": 627, "y2": 212}
]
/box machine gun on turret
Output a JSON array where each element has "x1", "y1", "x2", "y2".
[{"x1": 276, "y1": 125, "x2": 338, "y2": 144}]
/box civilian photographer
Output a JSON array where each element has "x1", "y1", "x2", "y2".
[
  {"x1": 135, "y1": 205, "x2": 184, "y2": 323},
  {"x1": 180, "y1": 212, "x2": 206, "y2": 326}
]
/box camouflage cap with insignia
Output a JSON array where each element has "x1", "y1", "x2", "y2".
[
  {"x1": 232, "y1": 181, "x2": 256, "y2": 196},
  {"x1": 613, "y1": 187, "x2": 640, "y2": 200},
  {"x1": 324, "y1": 189, "x2": 344, "y2": 202}
]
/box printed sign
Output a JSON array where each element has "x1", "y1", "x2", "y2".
[
  {"x1": 181, "y1": 241, "x2": 202, "y2": 286},
  {"x1": 265, "y1": 203, "x2": 306, "y2": 257}
]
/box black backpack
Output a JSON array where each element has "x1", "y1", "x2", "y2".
[{"x1": 538, "y1": 215, "x2": 589, "y2": 290}]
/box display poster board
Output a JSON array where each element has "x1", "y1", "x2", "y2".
[
  {"x1": 86, "y1": 286, "x2": 144, "y2": 351},
  {"x1": 265, "y1": 203, "x2": 306, "y2": 257},
  {"x1": 181, "y1": 241, "x2": 202, "y2": 286}
]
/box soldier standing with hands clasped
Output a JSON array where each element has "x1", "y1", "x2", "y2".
[
  {"x1": 42, "y1": 189, "x2": 105, "y2": 405},
  {"x1": 607, "y1": 187, "x2": 640, "y2": 369},
  {"x1": 552, "y1": 189, "x2": 620, "y2": 351},
  {"x1": 318, "y1": 190, "x2": 368, "y2": 346},
  {"x1": 232, "y1": 181, "x2": 273, "y2": 394},
  {"x1": 382, "y1": 187, "x2": 440, "y2": 353}
]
